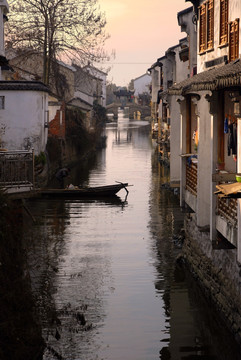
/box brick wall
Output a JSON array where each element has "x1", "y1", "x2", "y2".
[{"x1": 48, "y1": 103, "x2": 66, "y2": 138}]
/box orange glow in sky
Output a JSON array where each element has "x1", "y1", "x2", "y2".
[{"x1": 98, "y1": 0, "x2": 191, "y2": 86}]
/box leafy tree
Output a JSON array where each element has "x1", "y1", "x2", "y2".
[
  {"x1": 106, "y1": 81, "x2": 118, "y2": 105},
  {"x1": 128, "y1": 79, "x2": 134, "y2": 91},
  {"x1": 6, "y1": 0, "x2": 109, "y2": 85}
]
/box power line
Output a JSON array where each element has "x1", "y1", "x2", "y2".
[{"x1": 101, "y1": 62, "x2": 152, "y2": 65}]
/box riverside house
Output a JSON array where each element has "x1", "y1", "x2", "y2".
[
  {"x1": 148, "y1": 28, "x2": 193, "y2": 179},
  {"x1": 169, "y1": 0, "x2": 241, "y2": 250},
  {"x1": 0, "y1": 1, "x2": 49, "y2": 154},
  {"x1": 167, "y1": 0, "x2": 241, "y2": 343}
]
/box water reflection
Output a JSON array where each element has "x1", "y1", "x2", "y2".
[
  {"x1": 149, "y1": 154, "x2": 241, "y2": 359},
  {"x1": 0, "y1": 202, "x2": 44, "y2": 360},
  {"x1": 19, "y1": 113, "x2": 241, "y2": 359}
]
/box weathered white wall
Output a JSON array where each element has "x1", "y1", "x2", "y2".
[
  {"x1": 0, "y1": 90, "x2": 48, "y2": 154},
  {"x1": 196, "y1": 93, "x2": 212, "y2": 227},
  {"x1": 134, "y1": 74, "x2": 151, "y2": 96},
  {"x1": 74, "y1": 90, "x2": 93, "y2": 106},
  {"x1": 169, "y1": 42, "x2": 189, "y2": 184},
  {"x1": 175, "y1": 51, "x2": 189, "y2": 83},
  {"x1": 170, "y1": 95, "x2": 181, "y2": 183},
  {"x1": 178, "y1": 7, "x2": 197, "y2": 76},
  {"x1": 48, "y1": 95, "x2": 61, "y2": 122},
  {"x1": 151, "y1": 67, "x2": 160, "y2": 104},
  {"x1": 85, "y1": 66, "x2": 107, "y2": 107},
  {"x1": 162, "y1": 57, "x2": 173, "y2": 90}
]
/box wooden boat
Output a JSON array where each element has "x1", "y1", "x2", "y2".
[{"x1": 39, "y1": 182, "x2": 129, "y2": 198}]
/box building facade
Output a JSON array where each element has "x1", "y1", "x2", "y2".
[{"x1": 166, "y1": 0, "x2": 241, "y2": 343}]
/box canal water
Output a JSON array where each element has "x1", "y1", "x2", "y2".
[{"x1": 21, "y1": 111, "x2": 241, "y2": 359}]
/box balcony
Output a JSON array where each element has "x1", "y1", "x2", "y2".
[
  {"x1": 186, "y1": 157, "x2": 197, "y2": 196},
  {"x1": 217, "y1": 197, "x2": 237, "y2": 226}
]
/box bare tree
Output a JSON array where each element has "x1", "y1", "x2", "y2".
[{"x1": 6, "y1": 0, "x2": 109, "y2": 85}]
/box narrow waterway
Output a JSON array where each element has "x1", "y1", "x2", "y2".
[{"x1": 21, "y1": 111, "x2": 241, "y2": 360}]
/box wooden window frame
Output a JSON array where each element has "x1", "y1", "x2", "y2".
[
  {"x1": 199, "y1": 3, "x2": 207, "y2": 53},
  {"x1": 220, "y1": 0, "x2": 228, "y2": 45},
  {"x1": 229, "y1": 19, "x2": 239, "y2": 62},
  {"x1": 199, "y1": 0, "x2": 215, "y2": 53},
  {"x1": 207, "y1": 0, "x2": 214, "y2": 50}
]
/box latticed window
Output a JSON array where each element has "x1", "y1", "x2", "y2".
[
  {"x1": 207, "y1": 0, "x2": 214, "y2": 49},
  {"x1": 199, "y1": 0, "x2": 214, "y2": 52},
  {"x1": 199, "y1": 4, "x2": 207, "y2": 52},
  {"x1": 229, "y1": 19, "x2": 239, "y2": 62},
  {"x1": 220, "y1": 0, "x2": 228, "y2": 45}
]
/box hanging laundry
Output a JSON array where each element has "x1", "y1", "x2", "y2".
[
  {"x1": 228, "y1": 122, "x2": 237, "y2": 156},
  {"x1": 194, "y1": 129, "x2": 198, "y2": 146},
  {"x1": 224, "y1": 117, "x2": 228, "y2": 134}
]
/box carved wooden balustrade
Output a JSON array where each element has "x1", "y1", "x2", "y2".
[{"x1": 186, "y1": 158, "x2": 197, "y2": 196}]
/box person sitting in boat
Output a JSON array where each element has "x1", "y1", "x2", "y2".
[{"x1": 55, "y1": 167, "x2": 71, "y2": 188}]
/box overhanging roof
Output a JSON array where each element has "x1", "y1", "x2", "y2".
[
  {"x1": 0, "y1": 80, "x2": 49, "y2": 92},
  {"x1": 68, "y1": 97, "x2": 92, "y2": 111},
  {"x1": 168, "y1": 58, "x2": 241, "y2": 95}
]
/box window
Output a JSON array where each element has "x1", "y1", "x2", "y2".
[
  {"x1": 220, "y1": 0, "x2": 228, "y2": 45},
  {"x1": 229, "y1": 19, "x2": 239, "y2": 62},
  {"x1": 199, "y1": 0, "x2": 214, "y2": 53},
  {"x1": 207, "y1": 0, "x2": 214, "y2": 49},
  {"x1": 160, "y1": 66, "x2": 163, "y2": 89},
  {"x1": 199, "y1": 4, "x2": 207, "y2": 52},
  {"x1": 0, "y1": 96, "x2": 5, "y2": 109}
]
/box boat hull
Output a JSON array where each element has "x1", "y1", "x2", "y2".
[{"x1": 39, "y1": 183, "x2": 129, "y2": 198}]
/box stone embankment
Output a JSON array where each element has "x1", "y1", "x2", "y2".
[{"x1": 182, "y1": 215, "x2": 241, "y2": 344}]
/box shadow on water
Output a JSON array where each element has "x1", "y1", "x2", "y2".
[
  {"x1": 149, "y1": 154, "x2": 241, "y2": 360},
  {"x1": 0, "y1": 198, "x2": 44, "y2": 360},
  {"x1": 47, "y1": 150, "x2": 100, "y2": 189}
]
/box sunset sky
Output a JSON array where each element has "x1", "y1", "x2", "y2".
[{"x1": 98, "y1": 0, "x2": 192, "y2": 87}]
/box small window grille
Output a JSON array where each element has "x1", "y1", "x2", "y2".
[{"x1": 0, "y1": 96, "x2": 5, "y2": 109}]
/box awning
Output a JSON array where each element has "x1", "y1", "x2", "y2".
[{"x1": 168, "y1": 58, "x2": 241, "y2": 95}]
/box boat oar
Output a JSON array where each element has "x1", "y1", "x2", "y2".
[{"x1": 115, "y1": 181, "x2": 131, "y2": 195}]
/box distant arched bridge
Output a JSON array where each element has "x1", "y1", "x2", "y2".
[{"x1": 106, "y1": 102, "x2": 151, "y2": 120}]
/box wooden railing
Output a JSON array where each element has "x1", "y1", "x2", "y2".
[
  {"x1": 186, "y1": 158, "x2": 197, "y2": 196},
  {"x1": 217, "y1": 197, "x2": 238, "y2": 226}
]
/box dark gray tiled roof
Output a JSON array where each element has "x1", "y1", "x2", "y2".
[
  {"x1": 169, "y1": 58, "x2": 241, "y2": 95},
  {"x1": 0, "y1": 81, "x2": 49, "y2": 92}
]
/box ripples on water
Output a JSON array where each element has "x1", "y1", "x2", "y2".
[{"x1": 21, "y1": 112, "x2": 241, "y2": 360}]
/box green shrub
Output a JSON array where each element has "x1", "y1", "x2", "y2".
[{"x1": 34, "y1": 151, "x2": 46, "y2": 166}]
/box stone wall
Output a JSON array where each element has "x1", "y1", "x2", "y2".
[{"x1": 182, "y1": 214, "x2": 241, "y2": 344}]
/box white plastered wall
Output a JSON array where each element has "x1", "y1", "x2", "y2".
[{"x1": 0, "y1": 90, "x2": 48, "y2": 154}]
